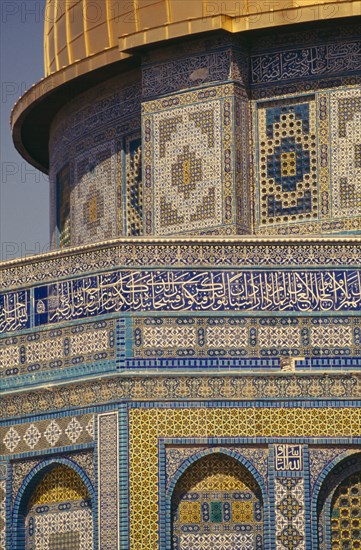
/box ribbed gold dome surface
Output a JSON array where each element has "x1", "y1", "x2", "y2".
[{"x1": 44, "y1": 0, "x2": 360, "y2": 76}]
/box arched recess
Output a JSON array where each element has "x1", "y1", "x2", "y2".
[
  {"x1": 168, "y1": 449, "x2": 265, "y2": 550},
  {"x1": 12, "y1": 457, "x2": 94, "y2": 549},
  {"x1": 315, "y1": 452, "x2": 361, "y2": 550}
]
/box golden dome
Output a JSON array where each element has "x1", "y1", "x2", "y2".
[{"x1": 44, "y1": 0, "x2": 361, "y2": 76}]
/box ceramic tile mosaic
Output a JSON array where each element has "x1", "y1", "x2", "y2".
[
  {"x1": 2, "y1": 18, "x2": 361, "y2": 550},
  {"x1": 317, "y1": 453, "x2": 361, "y2": 550},
  {"x1": 143, "y1": 84, "x2": 243, "y2": 235},
  {"x1": 97, "y1": 412, "x2": 119, "y2": 550},
  {"x1": 2, "y1": 374, "x2": 361, "y2": 421},
  {"x1": 256, "y1": 95, "x2": 318, "y2": 228},
  {"x1": 274, "y1": 478, "x2": 305, "y2": 549},
  {"x1": 25, "y1": 465, "x2": 93, "y2": 550},
  {"x1": 17, "y1": 268, "x2": 361, "y2": 333},
  {"x1": 11, "y1": 450, "x2": 94, "y2": 506},
  {"x1": 171, "y1": 453, "x2": 263, "y2": 549},
  {"x1": 329, "y1": 471, "x2": 361, "y2": 549},
  {"x1": 255, "y1": 86, "x2": 361, "y2": 236},
  {"x1": 125, "y1": 135, "x2": 142, "y2": 236},
  {"x1": 251, "y1": 38, "x2": 361, "y2": 86},
  {"x1": 308, "y1": 447, "x2": 351, "y2": 493},
  {"x1": 330, "y1": 88, "x2": 361, "y2": 217},
  {"x1": 132, "y1": 316, "x2": 358, "y2": 360},
  {"x1": 73, "y1": 142, "x2": 118, "y2": 246},
  {"x1": 0, "y1": 319, "x2": 115, "y2": 383},
  {"x1": 142, "y1": 39, "x2": 245, "y2": 99},
  {"x1": 129, "y1": 406, "x2": 361, "y2": 547},
  {"x1": 49, "y1": 74, "x2": 141, "y2": 248},
  {"x1": 2, "y1": 241, "x2": 361, "y2": 291},
  {"x1": 57, "y1": 164, "x2": 71, "y2": 248},
  {"x1": 0, "y1": 413, "x2": 94, "y2": 455},
  {"x1": 0, "y1": 479, "x2": 5, "y2": 550},
  {"x1": 165, "y1": 445, "x2": 268, "y2": 492}
]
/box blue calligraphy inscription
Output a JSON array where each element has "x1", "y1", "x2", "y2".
[
  {"x1": 0, "y1": 290, "x2": 30, "y2": 333},
  {"x1": 251, "y1": 41, "x2": 361, "y2": 84},
  {"x1": 33, "y1": 269, "x2": 361, "y2": 326}
]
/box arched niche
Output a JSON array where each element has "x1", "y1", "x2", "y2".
[
  {"x1": 170, "y1": 451, "x2": 264, "y2": 549},
  {"x1": 316, "y1": 452, "x2": 361, "y2": 550},
  {"x1": 12, "y1": 458, "x2": 94, "y2": 549}
]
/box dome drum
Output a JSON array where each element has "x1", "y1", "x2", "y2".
[{"x1": 46, "y1": 21, "x2": 361, "y2": 247}]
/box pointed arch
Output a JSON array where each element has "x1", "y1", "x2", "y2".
[
  {"x1": 12, "y1": 457, "x2": 95, "y2": 549},
  {"x1": 313, "y1": 451, "x2": 361, "y2": 550},
  {"x1": 166, "y1": 447, "x2": 268, "y2": 549}
]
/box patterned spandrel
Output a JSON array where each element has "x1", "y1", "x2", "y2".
[{"x1": 29, "y1": 465, "x2": 89, "y2": 506}]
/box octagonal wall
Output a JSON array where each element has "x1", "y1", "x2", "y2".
[{"x1": 49, "y1": 21, "x2": 361, "y2": 247}]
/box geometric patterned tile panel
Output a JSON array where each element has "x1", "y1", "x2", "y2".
[
  {"x1": 0, "y1": 479, "x2": 5, "y2": 550},
  {"x1": 2, "y1": 241, "x2": 361, "y2": 291},
  {"x1": 129, "y1": 406, "x2": 361, "y2": 548},
  {"x1": 73, "y1": 142, "x2": 119, "y2": 246},
  {"x1": 274, "y1": 478, "x2": 305, "y2": 550},
  {"x1": 143, "y1": 84, "x2": 238, "y2": 235},
  {"x1": 97, "y1": 412, "x2": 119, "y2": 550},
  {"x1": 26, "y1": 505, "x2": 93, "y2": 550},
  {"x1": 132, "y1": 316, "x2": 358, "y2": 359},
  {"x1": 256, "y1": 95, "x2": 318, "y2": 229},
  {"x1": 256, "y1": 85, "x2": 361, "y2": 236},
  {"x1": 0, "y1": 320, "x2": 115, "y2": 381},
  {"x1": 330, "y1": 88, "x2": 361, "y2": 218},
  {"x1": 0, "y1": 413, "x2": 94, "y2": 455},
  {"x1": 49, "y1": 74, "x2": 141, "y2": 247},
  {"x1": 2, "y1": 374, "x2": 361, "y2": 421}
]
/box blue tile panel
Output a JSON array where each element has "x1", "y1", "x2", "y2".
[
  {"x1": 1, "y1": 268, "x2": 357, "y2": 333},
  {"x1": 0, "y1": 290, "x2": 30, "y2": 333},
  {"x1": 251, "y1": 39, "x2": 361, "y2": 86}
]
